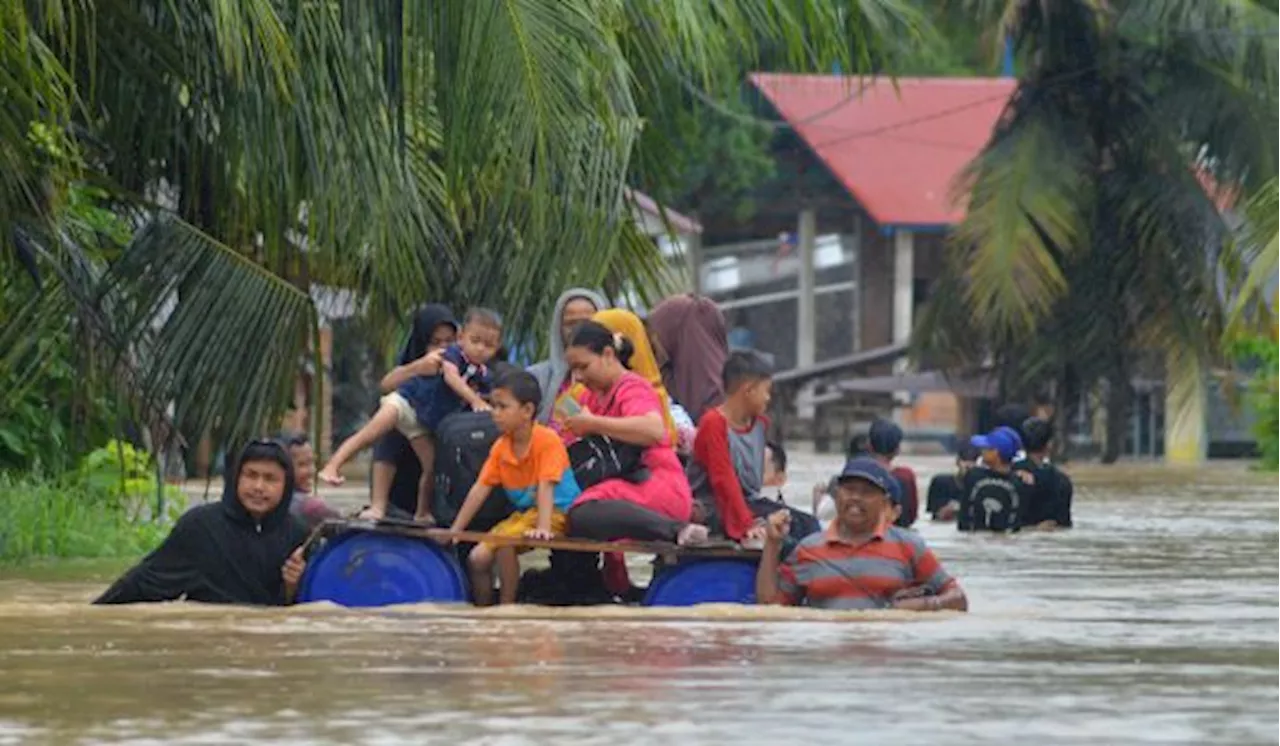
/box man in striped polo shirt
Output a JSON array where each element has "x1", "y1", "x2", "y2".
[{"x1": 755, "y1": 457, "x2": 968, "y2": 612}]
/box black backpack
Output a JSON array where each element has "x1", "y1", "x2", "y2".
[
  {"x1": 567, "y1": 435, "x2": 648, "y2": 489},
  {"x1": 959, "y1": 467, "x2": 1021, "y2": 532},
  {"x1": 431, "y1": 411, "x2": 512, "y2": 531}
]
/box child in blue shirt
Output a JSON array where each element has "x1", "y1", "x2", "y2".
[{"x1": 319, "y1": 308, "x2": 502, "y2": 524}]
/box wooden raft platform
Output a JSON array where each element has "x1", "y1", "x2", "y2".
[{"x1": 315, "y1": 518, "x2": 763, "y2": 562}]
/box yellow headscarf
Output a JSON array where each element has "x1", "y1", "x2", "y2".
[{"x1": 592, "y1": 308, "x2": 678, "y2": 445}]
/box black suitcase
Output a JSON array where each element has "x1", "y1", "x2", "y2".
[{"x1": 431, "y1": 411, "x2": 513, "y2": 531}]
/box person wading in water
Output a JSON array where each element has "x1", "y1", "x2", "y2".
[{"x1": 95, "y1": 440, "x2": 310, "y2": 606}]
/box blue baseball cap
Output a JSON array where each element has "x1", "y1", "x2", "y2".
[
  {"x1": 835, "y1": 457, "x2": 900, "y2": 504},
  {"x1": 994, "y1": 426, "x2": 1024, "y2": 452},
  {"x1": 971, "y1": 429, "x2": 1019, "y2": 462}
]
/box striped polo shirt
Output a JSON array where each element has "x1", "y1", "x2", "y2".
[{"x1": 777, "y1": 523, "x2": 957, "y2": 610}]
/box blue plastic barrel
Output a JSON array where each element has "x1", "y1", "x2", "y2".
[
  {"x1": 298, "y1": 531, "x2": 469, "y2": 607},
  {"x1": 642, "y1": 559, "x2": 759, "y2": 607}
]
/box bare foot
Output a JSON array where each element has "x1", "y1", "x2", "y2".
[
  {"x1": 413, "y1": 511, "x2": 436, "y2": 527},
  {"x1": 676, "y1": 523, "x2": 709, "y2": 546},
  {"x1": 357, "y1": 506, "x2": 384, "y2": 521},
  {"x1": 318, "y1": 466, "x2": 345, "y2": 486}
]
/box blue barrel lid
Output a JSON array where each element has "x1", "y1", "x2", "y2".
[
  {"x1": 643, "y1": 559, "x2": 758, "y2": 607},
  {"x1": 298, "y1": 531, "x2": 468, "y2": 607}
]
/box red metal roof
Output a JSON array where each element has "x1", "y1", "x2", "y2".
[{"x1": 750, "y1": 74, "x2": 1016, "y2": 227}]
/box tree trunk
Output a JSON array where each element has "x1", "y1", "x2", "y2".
[
  {"x1": 1101, "y1": 370, "x2": 1132, "y2": 464},
  {"x1": 1052, "y1": 364, "x2": 1077, "y2": 464}
]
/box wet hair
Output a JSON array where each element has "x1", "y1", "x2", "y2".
[
  {"x1": 275, "y1": 431, "x2": 309, "y2": 448},
  {"x1": 569, "y1": 320, "x2": 635, "y2": 368},
  {"x1": 994, "y1": 403, "x2": 1032, "y2": 440},
  {"x1": 957, "y1": 442, "x2": 981, "y2": 462},
  {"x1": 494, "y1": 369, "x2": 542, "y2": 412},
  {"x1": 1022, "y1": 417, "x2": 1055, "y2": 452},
  {"x1": 766, "y1": 440, "x2": 787, "y2": 474},
  {"x1": 868, "y1": 419, "x2": 903, "y2": 456},
  {"x1": 489, "y1": 360, "x2": 518, "y2": 380},
  {"x1": 462, "y1": 307, "x2": 503, "y2": 332},
  {"x1": 722, "y1": 350, "x2": 774, "y2": 393},
  {"x1": 237, "y1": 439, "x2": 293, "y2": 478},
  {"x1": 847, "y1": 433, "x2": 871, "y2": 459}
]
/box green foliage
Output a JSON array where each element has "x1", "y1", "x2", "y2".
[
  {"x1": 2, "y1": 0, "x2": 912, "y2": 456},
  {"x1": 1230, "y1": 336, "x2": 1280, "y2": 471},
  {"x1": 78, "y1": 440, "x2": 162, "y2": 513},
  {"x1": 917, "y1": 0, "x2": 1278, "y2": 460},
  {"x1": 0, "y1": 311, "x2": 117, "y2": 474},
  {"x1": 0, "y1": 178, "x2": 135, "y2": 474},
  {"x1": 0, "y1": 440, "x2": 186, "y2": 563}
]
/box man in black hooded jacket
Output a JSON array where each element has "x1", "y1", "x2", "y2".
[{"x1": 94, "y1": 440, "x2": 310, "y2": 606}]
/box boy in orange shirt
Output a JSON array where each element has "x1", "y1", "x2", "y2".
[{"x1": 448, "y1": 370, "x2": 582, "y2": 605}]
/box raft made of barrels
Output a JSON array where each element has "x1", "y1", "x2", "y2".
[{"x1": 297, "y1": 519, "x2": 761, "y2": 608}]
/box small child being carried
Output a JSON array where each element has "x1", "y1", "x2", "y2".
[
  {"x1": 319, "y1": 307, "x2": 503, "y2": 525},
  {"x1": 446, "y1": 370, "x2": 581, "y2": 605}
]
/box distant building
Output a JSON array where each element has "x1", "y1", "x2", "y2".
[{"x1": 685, "y1": 72, "x2": 1247, "y2": 461}]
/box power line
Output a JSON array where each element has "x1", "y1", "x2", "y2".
[
  {"x1": 676, "y1": 72, "x2": 869, "y2": 131},
  {"x1": 803, "y1": 65, "x2": 1103, "y2": 151},
  {"x1": 675, "y1": 24, "x2": 1274, "y2": 134}
]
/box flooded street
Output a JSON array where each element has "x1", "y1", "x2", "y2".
[{"x1": 0, "y1": 453, "x2": 1275, "y2": 745}]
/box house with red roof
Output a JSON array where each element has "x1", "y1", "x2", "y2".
[
  {"x1": 690, "y1": 72, "x2": 1244, "y2": 458},
  {"x1": 688, "y1": 73, "x2": 1015, "y2": 442}
]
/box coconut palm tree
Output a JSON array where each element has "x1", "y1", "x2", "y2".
[
  {"x1": 915, "y1": 0, "x2": 1277, "y2": 461},
  {"x1": 0, "y1": 1, "x2": 923, "y2": 455}
]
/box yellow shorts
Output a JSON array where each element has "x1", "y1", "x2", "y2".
[
  {"x1": 484, "y1": 508, "x2": 568, "y2": 550},
  {"x1": 381, "y1": 392, "x2": 426, "y2": 439}
]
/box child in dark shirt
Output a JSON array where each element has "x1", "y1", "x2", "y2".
[
  {"x1": 927, "y1": 442, "x2": 980, "y2": 521},
  {"x1": 319, "y1": 308, "x2": 503, "y2": 524},
  {"x1": 1018, "y1": 417, "x2": 1074, "y2": 529},
  {"x1": 959, "y1": 428, "x2": 1027, "y2": 533}
]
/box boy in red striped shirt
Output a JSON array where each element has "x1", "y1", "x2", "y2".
[{"x1": 688, "y1": 351, "x2": 820, "y2": 544}]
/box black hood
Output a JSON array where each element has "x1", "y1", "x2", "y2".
[
  {"x1": 398, "y1": 303, "x2": 457, "y2": 364},
  {"x1": 94, "y1": 438, "x2": 310, "y2": 607},
  {"x1": 221, "y1": 440, "x2": 297, "y2": 529}
]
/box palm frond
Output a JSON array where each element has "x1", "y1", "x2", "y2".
[
  {"x1": 951, "y1": 103, "x2": 1093, "y2": 334},
  {"x1": 1226, "y1": 178, "x2": 1280, "y2": 335},
  {"x1": 91, "y1": 216, "x2": 316, "y2": 447}
]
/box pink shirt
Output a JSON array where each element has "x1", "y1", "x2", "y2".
[{"x1": 575, "y1": 372, "x2": 692, "y2": 520}]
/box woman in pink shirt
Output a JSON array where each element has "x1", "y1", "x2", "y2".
[{"x1": 561, "y1": 319, "x2": 707, "y2": 547}]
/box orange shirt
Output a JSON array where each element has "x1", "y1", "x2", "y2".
[{"x1": 477, "y1": 424, "x2": 580, "y2": 511}]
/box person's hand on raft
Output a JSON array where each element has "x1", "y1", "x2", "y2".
[
  {"x1": 763, "y1": 510, "x2": 790, "y2": 544},
  {"x1": 282, "y1": 548, "x2": 306, "y2": 591},
  {"x1": 524, "y1": 527, "x2": 555, "y2": 541},
  {"x1": 562, "y1": 412, "x2": 599, "y2": 437},
  {"x1": 890, "y1": 589, "x2": 943, "y2": 612}
]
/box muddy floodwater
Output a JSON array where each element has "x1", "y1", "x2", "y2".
[{"x1": 0, "y1": 454, "x2": 1276, "y2": 745}]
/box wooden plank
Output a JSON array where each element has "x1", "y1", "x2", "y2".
[{"x1": 318, "y1": 519, "x2": 762, "y2": 562}]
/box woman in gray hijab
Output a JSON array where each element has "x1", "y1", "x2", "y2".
[{"x1": 527, "y1": 288, "x2": 608, "y2": 424}]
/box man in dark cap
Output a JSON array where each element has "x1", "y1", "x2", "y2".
[
  {"x1": 94, "y1": 440, "x2": 310, "y2": 606},
  {"x1": 756, "y1": 457, "x2": 968, "y2": 612}
]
